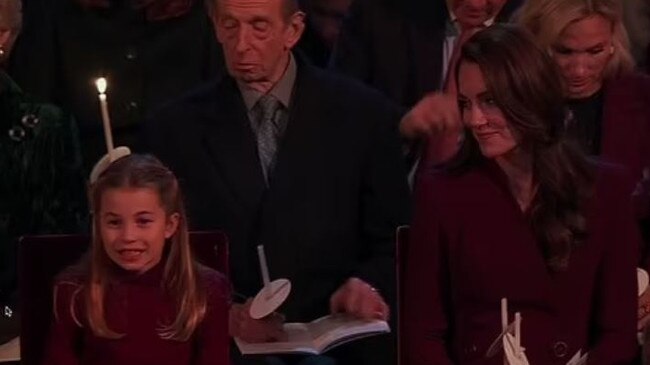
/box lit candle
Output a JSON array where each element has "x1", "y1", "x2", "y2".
[{"x1": 95, "y1": 77, "x2": 115, "y2": 161}]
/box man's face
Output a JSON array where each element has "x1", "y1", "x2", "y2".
[
  {"x1": 449, "y1": 0, "x2": 507, "y2": 29},
  {"x1": 214, "y1": 0, "x2": 304, "y2": 91},
  {"x1": 303, "y1": 0, "x2": 352, "y2": 48}
]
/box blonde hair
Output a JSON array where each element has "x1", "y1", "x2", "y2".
[
  {"x1": 66, "y1": 154, "x2": 207, "y2": 341},
  {"x1": 517, "y1": 0, "x2": 634, "y2": 80}
]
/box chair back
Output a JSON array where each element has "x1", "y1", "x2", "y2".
[
  {"x1": 647, "y1": 43, "x2": 650, "y2": 74},
  {"x1": 396, "y1": 225, "x2": 410, "y2": 365},
  {"x1": 18, "y1": 231, "x2": 229, "y2": 365}
]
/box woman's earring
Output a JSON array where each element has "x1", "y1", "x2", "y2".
[{"x1": 0, "y1": 47, "x2": 5, "y2": 60}]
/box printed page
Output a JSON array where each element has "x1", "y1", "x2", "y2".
[
  {"x1": 308, "y1": 314, "x2": 390, "y2": 352},
  {"x1": 0, "y1": 337, "x2": 20, "y2": 362},
  {"x1": 235, "y1": 315, "x2": 390, "y2": 355},
  {"x1": 235, "y1": 324, "x2": 316, "y2": 355}
]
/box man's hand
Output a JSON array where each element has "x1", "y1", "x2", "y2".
[
  {"x1": 229, "y1": 299, "x2": 286, "y2": 343},
  {"x1": 330, "y1": 277, "x2": 389, "y2": 321},
  {"x1": 399, "y1": 92, "x2": 462, "y2": 141}
]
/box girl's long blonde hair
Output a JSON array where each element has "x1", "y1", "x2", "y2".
[
  {"x1": 517, "y1": 0, "x2": 635, "y2": 80},
  {"x1": 73, "y1": 154, "x2": 207, "y2": 341}
]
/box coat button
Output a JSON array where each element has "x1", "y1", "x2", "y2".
[
  {"x1": 125, "y1": 47, "x2": 138, "y2": 60},
  {"x1": 21, "y1": 114, "x2": 40, "y2": 128},
  {"x1": 126, "y1": 101, "x2": 139, "y2": 112},
  {"x1": 463, "y1": 344, "x2": 477, "y2": 355},
  {"x1": 552, "y1": 341, "x2": 568, "y2": 358},
  {"x1": 8, "y1": 125, "x2": 26, "y2": 141}
]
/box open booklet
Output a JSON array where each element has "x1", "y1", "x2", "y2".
[{"x1": 235, "y1": 314, "x2": 390, "y2": 355}]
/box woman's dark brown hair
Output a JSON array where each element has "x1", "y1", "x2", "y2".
[{"x1": 454, "y1": 24, "x2": 595, "y2": 271}]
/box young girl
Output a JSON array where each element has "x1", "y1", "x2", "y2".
[{"x1": 42, "y1": 154, "x2": 230, "y2": 365}]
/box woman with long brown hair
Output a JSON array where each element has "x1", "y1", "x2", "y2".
[
  {"x1": 403, "y1": 24, "x2": 639, "y2": 364},
  {"x1": 42, "y1": 154, "x2": 230, "y2": 365}
]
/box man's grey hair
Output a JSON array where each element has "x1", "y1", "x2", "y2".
[{"x1": 206, "y1": 0, "x2": 299, "y2": 21}]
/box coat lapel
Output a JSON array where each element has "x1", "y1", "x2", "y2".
[
  {"x1": 481, "y1": 161, "x2": 558, "y2": 292},
  {"x1": 266, "y1": 65, "x2": 319, "y2": 193},
  {"x1": 256, "y1": 62, "x2": 326, "y2": 277},
  {"x1": 201, "y1": 77, "x2": 266, "y2": 212},
  {"x1": 600, "y1": 77, "x2": 648, "y2": 183}
]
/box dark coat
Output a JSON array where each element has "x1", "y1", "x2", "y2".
[
  {"x1": 146, "y1": 61, "x2": 409, "y2": 364},
  {"x1": 330, "y1": 0, "x2": 522, "y2": 107},
  {"x1": 145, "y1": 58, "x2": 411, "y2": 364},
  {"x1": 404, "y1": 160, "x2": 639, "y2": 365},
  {"x1": 596, "y1": 74, "x2": 650, "y2": 266},
  {"x1": 146, "y1": 57, "x2": 410, "y2": 319},
  {"x1": 0, "y1": 71, "x2": 85, "y2": 342},
  {"x1": 8, "y1": 0, "x2": 224, "y2": 173}
]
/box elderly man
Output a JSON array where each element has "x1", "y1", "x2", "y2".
[
  {"x1": 145, "y1": 1, "x2": 410, "y2": 364},
  {"x1": 331, "y1": 0, "x2": 522, "y2": 177}
]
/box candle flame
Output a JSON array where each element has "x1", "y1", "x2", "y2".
[{"x1": 95, "y1": 77, "x2": 107, "y2": 94}]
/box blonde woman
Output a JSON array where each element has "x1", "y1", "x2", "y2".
[
  {"x1": 519, "y1": 0, "x2": 650, "y2": 330},
  {"x1": 42, "y1": 155, "x2": 230, "y2": 365}
]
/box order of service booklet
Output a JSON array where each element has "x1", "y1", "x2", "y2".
[{"x1": 235, "y1": 314, "x2": 390, "y2": 355}]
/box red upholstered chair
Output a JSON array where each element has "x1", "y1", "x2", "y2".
[
  {"x1": 18, "y1": 231, "x2": 229, "y2": 365},
  {"x1": 396, "y1": 225, "x2": 409, "y2": 365},
  {"x1": 646, "y1": 43, "x2": 650, "y2": 75}
]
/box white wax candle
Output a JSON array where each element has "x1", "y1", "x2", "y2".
[
  {"x1": 502, "y1": 298, "x2": 508, "y2": 365},
  {"x1": 515, "y1": 312, "x2": 521, "y2": 353},
  {"x1": 501, "y1": 298, "x2": 508, "y2": 332},
  {"x1": 257, "y1": 245, "x2": 271, "y2": 290},
  {"x1": 95, "y1": 77, "x2": 115, "y2": 161}
]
